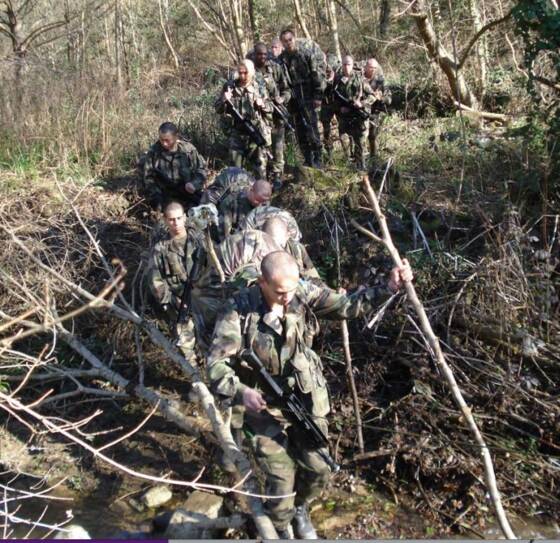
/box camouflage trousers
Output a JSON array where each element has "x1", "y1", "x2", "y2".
[
  {"x1": 320, "y1": 106, "x2": 336, "y2": 158},
  {"x1": 291, "y1": 102, "x2": 322, "y2": 164},
  {"x1": 367, "y1": 114, "x2": 382, "y2": 157},
  {"x1": 228, "y1": 131, "x2": 268, "y2": 180},
  {"x1": 245, "y1": 409, "x2": 331, "y2": 530},
  {"x1": 270, "y1": 119, "x2": 285, "y2": 177},
  {"x1": 338, "y1": 115, "x2": 368, "y2": 169},
  {"x1": 175, "y1": 318, "x2": 197, "y2": 364}
]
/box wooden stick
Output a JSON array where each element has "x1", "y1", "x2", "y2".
[{"x1": 359, "y1": 174, "x2": 516, "y2": 540}]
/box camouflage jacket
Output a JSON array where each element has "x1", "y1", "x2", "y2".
[
  {"x1": 286, "y1": 238, "x2": 322, "y2": 284},
  {"x1": 148, "y1": 234, "x2": 200, "y2": 308},
  {"x1": 207, "y1": 281, "x2": 391, "y2": 418},
  {"x1": 143, "y1": 139, "x2": 207, "y2": 205},
  {"x1": 365, "y1": 73, "x2": 392, "y2": 112},
  {"x1": 280, "y1": 44, "x2": 325, "y2": 103},
  {"x1": 215, "y1": 79, "x2": 273, "y2": 142},
  {"x1": 255, "y1": 60, "x2": 291, "y2": 105},
  {"x1": 217, "y1": 190, "x2": 256, "y2": 240},
  {"x1": 333, "y1": 71, "x2": 375, "y2": 119},
  {"x1": 201, "y1": 167, "x2": 254, "y2": 205}
]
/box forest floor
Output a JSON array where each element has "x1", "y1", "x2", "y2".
[{"x1": 1, "y1": 113, "x2": 559, "y2": 539}]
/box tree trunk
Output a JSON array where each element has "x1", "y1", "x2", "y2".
[
  {"x1": 229, "y1": 0, "x2": 247, "y2": 60},
  {"x1": 412, "y1": 0, "x2": 478, "y2": 108},
  {"x1": 469, "y1": 0, "x2": 487, "y2": 99},
  {"x1": 248, "y1": 0, "x2": 260, "y2": 42},
  {"x1": 379, "y1": 0, "x2": 391, "y2": 39},
  {"x1": 326, "y1": 0, "x2": 341, "y2": 61},
  {"x1": 293, "y1": 0, "x2": 312, "y2": 40}
]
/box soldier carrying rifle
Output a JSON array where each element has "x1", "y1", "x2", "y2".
[
  {"x1": 207, "y1": 251, "x2": 413, "y2": 539},
  {"x1": 215, "y1": 59, "x2": 273, "y2": 180}
]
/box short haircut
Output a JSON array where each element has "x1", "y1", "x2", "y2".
[
  {"x1": 261, "y1": 251, "x2": 299, "y2": 282},
  {"x1": 262, "y1": 217, "x2": 288, "y2": 237},
  {"x1": 159, "y1": 122, "x2": 178, "y2": 135},
  {"x1": 163, "y1": 201, "x2": 184, "y2": 217},
  {"x1": 271, "y1": 38, "x2": 282, "y2": 46},
  {"x1": 280, "y1": 28, "x2": 295, "y2": 39},
  {"x1": 252, "y1": 179, "x2": 272, "y2": 198},
  {"x1": 254, "y1": 42, "x2": 268, "y2": 53}
]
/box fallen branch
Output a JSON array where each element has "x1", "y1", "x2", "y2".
[
  {"x1": 356, "y1": 173, "x2": 516, "y2": 539},
  {"x1": 453, "y1": 100, "x2": 509, "y2": 124}
]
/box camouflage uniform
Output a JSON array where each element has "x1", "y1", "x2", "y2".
[
  {"x1": 148, "y1": 234, "x2": 204, "y2": 362},
  {"x1": 280, "y1": 40, "x2": 325, "y2": 167},
  {"x1": 200, "y1": 167, "x2": 255, "y2": 206},
  {"x1": 142, "y1": 139, "x2": 207, "y2": 210},
  {"x1": 255, "y1": 61, "x2": 291, "y2": 181},
  {"x1": 320, "y1": 56, "x2": 341, "y2": 161},
  {"x1": 207, "y1": 281, "x2": 391, "y2": 530},
  {"x1": 217, "y1": 189, "x2": 258, "y2": 241},
  {"x1": 364, "y1": 65, "x2": 392, "y2": 158},
  {"x1": 333, "y1": 70, "x2": 374, "y2": 170},
  {"x1": 285, "y1": 238, "x2": 322, "y2": 284},
  {"x1": 243, "y1": 205, "x2": 303, "y2": 242},
  {"x1": 215, "y1": 80, "x2": 272, "y2": 179}
]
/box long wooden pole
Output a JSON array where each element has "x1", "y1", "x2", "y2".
[{"x1": 359, "y1": 175, "x2": 516, "y2": 540}]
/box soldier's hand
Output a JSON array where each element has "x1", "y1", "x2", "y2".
[
  {"x1": 313, "y1": 99, "x2": 322, "y2": 109},
  {"x1": 275, "y1": 96, "x2": 284, "y2": 105},
  {"x1": 224, "y1": 88, "x2": 233, "y2": 101},
  {"x1": 373, "y1": 89, "x2": 383, "y2": 101},
  {"x1": 255, "y1": 97, "x2": 264, "y2": 109},
  {"x1": 388, "y1": 258, "x2": 413, "y2": 292},
  {"x1": 354, "y1": 99, "x2": 363, "y2": 108},
  {"x1": 243, "y1": 388, "x2": 267, "y2": 412},
  {"x1": 184, "y1": 182, "x2": 196, "y2": 194}
]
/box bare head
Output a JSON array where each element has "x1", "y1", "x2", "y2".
[
  {"x1": 259, "y1": 251, "x2": 300, "y2": 307},
  {"x1": 262, "y1": 217, "x2": 290, "y2": 248},
  {"x1": 342, "y1": 55, "x2": 354, "y2": 77},
  {"x1": 236, "y1": 59, "x2": 255, "y2": 86},
  {"x1": 247, "y1": 179, "x2": 272, "y2": 207},
  {"x1": 280, "y1": 29, "x2": 297, "y2": 54},
  {"x1": 158, "y1": 122, "x2": 179, "y2": 152},
  {"x1": 254, "y1": 42, "x2": 268, "y2": 68},
  {"x1": 163, "y1": 201, "x2": 186, "y2": 238},
  {"x1": 271, "y1": 37, "x2": 283, "y2": 58},
  {"x1": 364, "y1": 58, "x2": 381, "y2": 79}
]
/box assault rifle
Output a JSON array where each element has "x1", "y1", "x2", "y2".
[
  {"x1": 333, "y1": 89, "x2": 370, "y2": 121},
  {"x1": 290, "y1": 83, "x2": 321, "y2": 147},
  {"x1": 272, "y1": 101, "x2": 295, "y2": 132},
  {"x1": 240, "y1": 349, "x2": 340, "y2": 473},
  {"x1": 176, "y1": 246, "x2": 203, "y2": 328},
  {"x1": 225, "y1": 87, "x2": 268, "y2": 149}
]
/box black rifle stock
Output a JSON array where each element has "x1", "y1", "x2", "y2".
[
  {"x1": 334, "y1": 89, "x2": 370, "y2": 121},
  {"x1": 272, "y1": 101, "x2": 295, "y2": 132},
  {"x1": 240, "y1": 349, "x2": 340, "y2": 473}
]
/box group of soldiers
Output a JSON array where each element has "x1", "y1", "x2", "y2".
[
  {"x1": 216, "y1": 29, "x2": 392, "y2": 188},
  {"x1": 139, "y1": 29, "x2": 410, "y2": 541}
]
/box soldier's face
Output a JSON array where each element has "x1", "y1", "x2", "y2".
[
  {"x1": 255, "y1": 48, "x2": 268, "y2": 67},
  {"x1": 247, "y1": 189, "x2": 270, "y2": 207},
  {"x1": 165, "y1": 208, "x2": 187, "y2": 238},
  {"x1": 238, "y1": 66, "x2": 250, "y2": 86},
  {"x1": 159, "y1": 132, "x2": 178, "y2": 152},
  {"x1": 281, "y1": 32, "x2": 296, "y2": 53},
  {"x1": 342, "y1": 58, "x2": 353, "y2": 77},
  {"x1": 260, "y1": 271, "x2": 300, "y2": 308},
  {"x1": 271, "y1": 42, "x2": 283, "y2": 57},
  {"x1": 364, "y1": 61, "x2": 377, "y2": 79}
]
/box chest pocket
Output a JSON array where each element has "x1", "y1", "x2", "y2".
[{"x1": 160, "y1": 251, "x2": 187, "y2": 285}]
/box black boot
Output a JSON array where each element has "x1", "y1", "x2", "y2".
[{"x1": 293, "y1": 505, "x2": 318, "y2": 539}]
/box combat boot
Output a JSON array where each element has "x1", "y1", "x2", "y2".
[
  {"x1": 303, "y1": 150, "x2": 314, "y2": 167},
  {"x1": 277, "y1": 525, "x2": 294, "y2": 539},
  {"x1": 293, "y1": 505, "x2": 318, "y2": 539},
  {"x1": 312, "y1": 152, "x2": 322, "y2": 169}
]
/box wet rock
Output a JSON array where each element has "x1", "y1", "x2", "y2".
[
  {"x1": 54, "y1": 524, "x2": 90, "y2": 539},
  {"x1": 163, "y1": 491, "x2": 224, "y2": 539},
  {"x1": 141, "y1": 484, "x2": 173, "y2": 508}
]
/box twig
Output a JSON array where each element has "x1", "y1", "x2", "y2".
[{"x1": 359, "y1": 174, "x2": 517, "y2": 539}]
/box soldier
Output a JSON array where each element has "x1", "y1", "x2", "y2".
[
  {"x1": 207, "y1": 251, "x2": 413, "y2": 538},
  {"x1": 200, "y1": 166, "x2": 255, "y2": 206},
  {"x1": 270, "y1": 38, "x2": 283, "y2": 61},
  {"x1": 320, "y1": 57, "x2": 340, "y2": 163},
  {"x1": 253, "y1": 42, "x2": 291, "y2": 191},
  {"x1": 142, "y1": 122, "x2": 207, "y2": 211},
  {"x1": 279, "y1": 29, "x2": 325, "y2": 168},
  {"x1": 215, "y1": 59, "x2": 273, "y2": 180},
  {"x1": 148, "y1": 202, "x2": 205, "y2": 364},
  {"x1": 262, "y1": 217, "x2": 322, "y2": 284},
  {"x1": 218, "y1": 179, "x2": 272, "y2": 240},
  {"x1": 333, "y1": 55, "x2": 375, "y2": 170},
  {"x1": 363, "y1": 58, "x2": 392, "y2": 158}
]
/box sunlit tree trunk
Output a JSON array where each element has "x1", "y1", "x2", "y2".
[
  {"x1": 293, "y1": 0, "x2": 312, "y2": 39},
  {"x1": 469, "y1": 0, "x2": 488, "y2": 99},
  {"x1": 326, "y1": 0, "x2": 341, "y2": 61}
]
